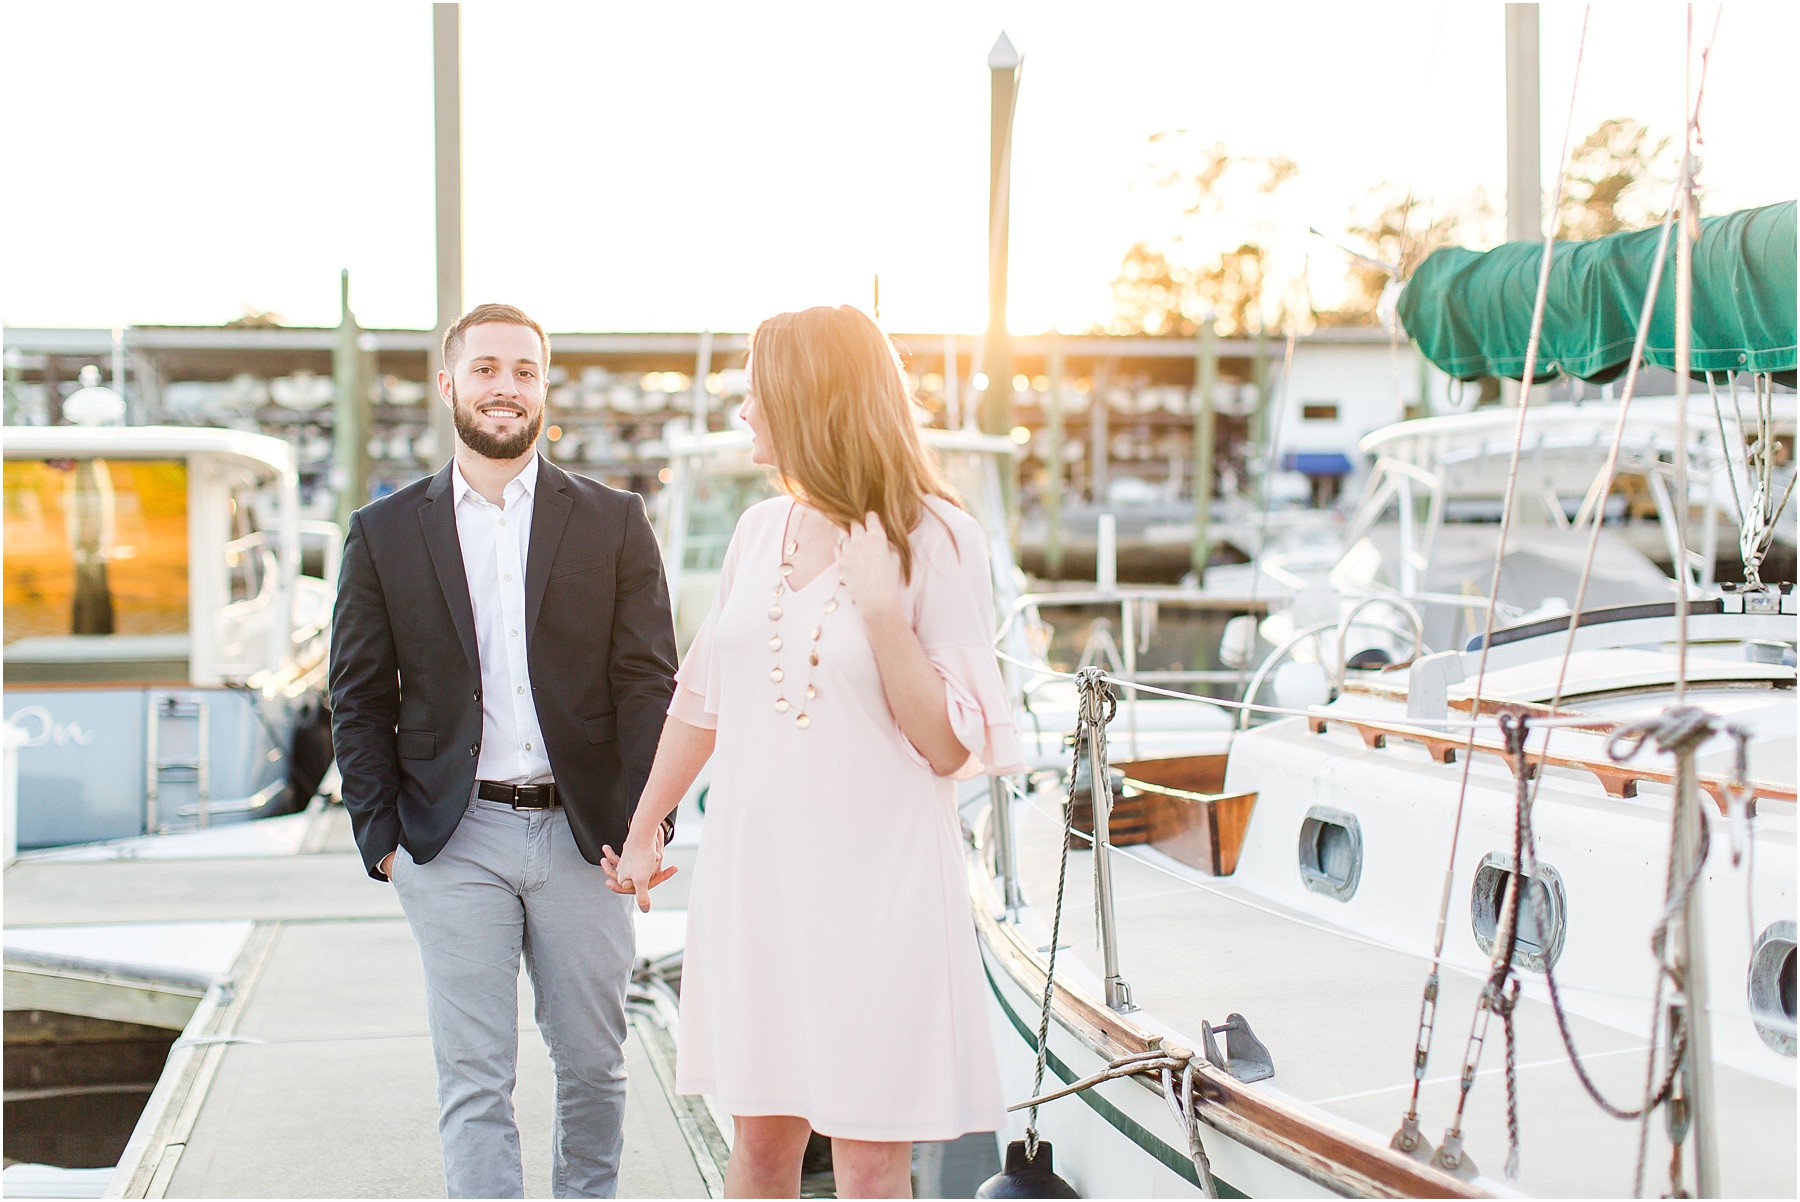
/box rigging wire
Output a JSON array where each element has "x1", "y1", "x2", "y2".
[
  {"x1": 1391, "y1": 4, "x2": 1594, "y2": 1157},
  {"x1": 1705, "y1": 372, "x2": 1748, "y2": 531}
]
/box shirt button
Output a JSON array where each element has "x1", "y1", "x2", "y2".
[
  {"x1": 504, "y1": 573, "x2": 513, "y2": 582},
  {"x1": 516, "y1": 685, "x2": 524, "y2": 694},
  {"x1": 509, "y1": 629, "x2": 518, "y2": 637},
  {"x1": 499, "y1": 516, "x2": 507, "y2": 526},
  {"x1": 524, "y1": 741, "x2": 533, "y2": 751}
]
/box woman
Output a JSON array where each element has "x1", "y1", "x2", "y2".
[{"x1": 605, "y1": 305, "x2": 1022, "y2": 1198}]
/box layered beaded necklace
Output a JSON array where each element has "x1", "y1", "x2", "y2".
[{"x1": 769, "y1": 502, "x2": 844, "y2": 729}]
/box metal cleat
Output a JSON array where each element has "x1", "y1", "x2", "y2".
[{"x1": 1200, "y1": 1012, "x2": 1274, "y2": 1083}]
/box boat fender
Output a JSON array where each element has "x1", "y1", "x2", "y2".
[{"x1": 976, "y1": 1140, "x2": 1080, "y2": 1199}]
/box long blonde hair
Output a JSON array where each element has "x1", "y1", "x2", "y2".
[{"x1": 747, "y1": 306, "x2": 958, "y2": 582}]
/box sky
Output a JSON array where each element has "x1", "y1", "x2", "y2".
[{"x1": 2, "y1": 2, "x2": 1793, "y2": 336}]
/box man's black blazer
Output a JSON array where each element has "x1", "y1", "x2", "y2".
[{"x1": 329, "y1": 457, "x2": 678, "y2": 881}]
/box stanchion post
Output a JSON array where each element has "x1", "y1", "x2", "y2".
[
  {"x1": 1670, "y1": 726, "x2": 1719, "y2": 1197},
  {"x1": 1080, "y1": 669, "x2": 1134, "y2": 1012},
  {"x1": 991, "y1": 776, "x2": 1024, "y2": 915}
]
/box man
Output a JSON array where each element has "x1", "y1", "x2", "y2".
[{"x1": 329, "y1": 303, "x2": 679, "y2": 1198}]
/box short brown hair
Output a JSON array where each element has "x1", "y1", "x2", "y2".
[{"x1": 442, "y1": 303, "x2": 550, "y2": 372}]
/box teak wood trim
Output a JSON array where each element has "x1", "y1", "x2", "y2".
[
  {"x1": 969, "y1": 862, "x2": 1490, "y2": 1199},
  {"x1": 1304, "y1": 714, "x2": 1795, "y2": 812},
  {"x1": 1069, "y1": 755, "x2": 1257, "y2": 875}
]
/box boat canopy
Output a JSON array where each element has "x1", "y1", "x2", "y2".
[{"x1": 1397, "y1": 200, "x2": 1796, "y2": 385}]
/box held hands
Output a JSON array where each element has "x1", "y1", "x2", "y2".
[
  {"x1": 602, "y1": 822, "x2": 678, "y2": 912},
  {"x1": 835, "y1": 512, "x2": 903, "y2": 619}
]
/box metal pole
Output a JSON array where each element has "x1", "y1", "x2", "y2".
[
  {"x1": 429, "y1": 2, "x2": 463, "y2": 464},
  {"x1": 1503, "y1": 3, "x2": 1542, "y2": 409},
  {"x1": 1091, "y1": 359, "x2": 1111, "y2": 504},
  {"x1": 1503, "y1": 4, "x2": 1544, "y2": 243},
  {"x1": 1249, "y1": 322, "x2": 1268, "y2": 471},
  {"x1": 1670, "y1": 729, "x2": 1718, "y2": 1196},
  {"x1": 984, "y1": 32, "x2": 1020, "y2": 439},
  {"x1": 334, "y1": 270, "x2": 370, "y2": 530},
  {"x1": 1080, "y1": 670, "x2": 1134, "y2": 1012},
  {"x1": 1045, "y1": 335, "x2": 1065, "y2": 579},
  {"x1": 1673, "y1": 127, "x2": 1694, "y2": 689},
  {"x1": 991, "y1": 777, "x2": 1023, "y2": 914},
  {"x1": 1192, "y1": 314, "x2": 1217, "y2": 581},
  {"x1": 1119, "y1": 597, "x2": 1140, "y2": 760}
]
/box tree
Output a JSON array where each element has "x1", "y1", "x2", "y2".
[
  {"x1": 1554, "y1": 117, "x2": 1673, "y2": 241},
  {"x1": 1106, "y1": 242, "x2": 1270, "y2": 337},
  {"x1": 1101, "y1": 137, "x2": 1298, "y2": 337},
  {"x1": 226, "y1": 305, "x2": 287, "y2": 329},
  {"x1": 1314, "y1": 186, "x2": 1495, "y2": 326}
]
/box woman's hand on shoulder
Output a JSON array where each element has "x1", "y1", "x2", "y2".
[{"x1": 836, "y1": 512, "x2": 904, "y2": 621}]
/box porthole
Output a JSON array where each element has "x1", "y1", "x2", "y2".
[
  {"x1": 1470, "y1": 853, "x2": 1566, "y2": 973},
  {"x1": 1748, "y1": 921, "x2": 1796, "y2": 1056},
  {"x1": 1298, "y1": 807, "x2": 1363, "y2": 902}
]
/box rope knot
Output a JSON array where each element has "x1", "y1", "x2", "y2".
[
  {"x1": 1498, "y1": 709, "x2": 1530, "y2": 758},
  {"x1": 1652, "y1": 705, "x2": 1715, "y2": 757}
]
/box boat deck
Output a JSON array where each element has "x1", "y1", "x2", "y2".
[
  {"x1": 4, "y1": 806, "x2": 714, "y2": 1199},
  {"x1": 1002, "y1": 792, "x2": 1796, "y2": 1198}
]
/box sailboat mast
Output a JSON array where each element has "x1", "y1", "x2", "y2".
[{"x1": 1504, "y1": 4, "x2": 1542, "y2": 409}]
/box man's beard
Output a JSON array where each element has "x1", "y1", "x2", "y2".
[{"x1": 451, "y1": 382, "x2": 544, "y2": 461}]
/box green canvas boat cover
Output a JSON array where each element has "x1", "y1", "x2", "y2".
[{"x1": 1397, "y1": 200, "x2": 1795, "y2": 384}]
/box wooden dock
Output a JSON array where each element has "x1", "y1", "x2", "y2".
[{"x1": 5, "y1": 805, "x2": 715, "y2": 1199}]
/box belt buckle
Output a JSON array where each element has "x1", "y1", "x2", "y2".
[{"x1": 514, "y1": 783, "x2": 552, "y2": 810}]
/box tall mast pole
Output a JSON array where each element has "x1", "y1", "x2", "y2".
[
  {"x1": 984, "y1": 32, "x2": 1020, "y2": 439},
  {"x1": 1191, "y1": 313, "x2": 1217, "y2": 583},
  {"x1": 430, "y1": 3, "x2": 464, "y2": 462},
  {"x1": 1503, "y1": 4, "x2": 1541, "y2": 407},
  {"x1": 334, "y1": 271, "x2": 371, "y2": 529}
]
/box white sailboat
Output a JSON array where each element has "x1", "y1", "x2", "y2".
[{"x1": 965, "y1": 26, "x2": 1795, "y2": 1194}]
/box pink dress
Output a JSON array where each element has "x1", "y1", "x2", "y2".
[{"x1": 670, "y1": 495, "x2": 1023, "y2": 1141}]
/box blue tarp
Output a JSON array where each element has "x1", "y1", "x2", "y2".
[{"x1": 1285, "y1": 452, "x2": 1354, "y2": 476}]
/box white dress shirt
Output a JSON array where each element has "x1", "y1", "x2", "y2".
[{"x1": 452, "y1": 455, "x2": 554, "y2": 785}]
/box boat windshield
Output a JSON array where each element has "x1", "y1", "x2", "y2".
[
  {"x1": 4, "y1": 458, "x2": 189, "y2": 645},
  {"x1": 684, "y1": 468, "x2": 777, "y2": 572}
]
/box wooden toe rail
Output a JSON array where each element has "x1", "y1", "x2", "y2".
[{"x1": 1305, "y1": 714, "x2": 1795, "y2": 814}]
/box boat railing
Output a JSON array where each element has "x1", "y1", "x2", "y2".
[{"x1": 999, "y1": 587, "x2": 1267, "y2": 688}]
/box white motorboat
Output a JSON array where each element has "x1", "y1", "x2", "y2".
[{"x1": 4, "y1": 426, "x2": 339, "y2": 854}]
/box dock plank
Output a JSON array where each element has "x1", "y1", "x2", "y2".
[
  {"x1": 4, "y1": 853, "x2": 402, "y2": 927},
  {"x1": 7, "y1": 806, "x2": 714, "y2": 1199},
  {"x1": 163, "y1": 919, "x2": 711, "y2": 1198}
]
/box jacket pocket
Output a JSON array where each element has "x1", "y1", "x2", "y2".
[
  {"x1": 397, "y1": 729, "x2": 437, "y2": 759},
  {"x1": 583, "y1": 713, "x2": 617, "y2": 744},
  {"x1": 549, "y1": 554, "x2": 609, "y2": 580}
]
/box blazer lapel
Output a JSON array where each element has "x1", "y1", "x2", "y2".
[
  {"x1": 525, "y1": 457, "x2": 572, "y2": 641},
  {"x1": 419, "y1": 463, "x2": 481, "y2": 676}
]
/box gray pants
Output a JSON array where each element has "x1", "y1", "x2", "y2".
[{"x1": 392, "y1": 795, "x2": 635, "y2": 1199}]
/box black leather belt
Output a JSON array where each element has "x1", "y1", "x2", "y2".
[{"x1": 476, "y1": 780, "x2": 561, "y2": 809}]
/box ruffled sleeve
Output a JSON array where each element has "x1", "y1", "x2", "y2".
[
  {"x1": 901, "y1": 502, "x2": 1025, "y2": 778},
  {"x1": 668, "y1": 516, "x2": 745, "y2": 731}
]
